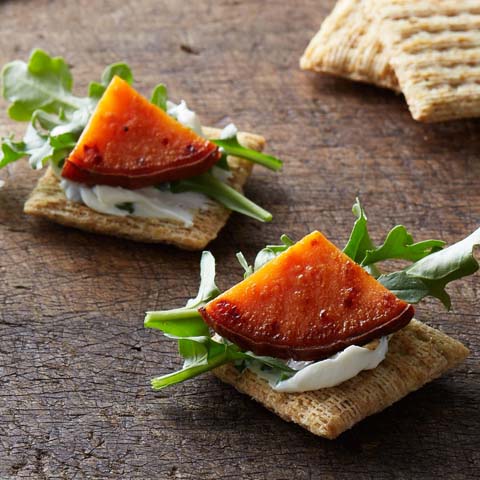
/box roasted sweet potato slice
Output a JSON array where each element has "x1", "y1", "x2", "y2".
[
  {"x1": 200, "y1": 231, "x2": 414, "y2": 360},
  {"x1": 62, "y1": 76, "x2": 220, "y2": 189}
]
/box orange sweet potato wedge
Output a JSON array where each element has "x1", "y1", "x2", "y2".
[
  {"x1": 199, "y1": 231, "x2": 414, "y2": 361},
  {"x1": 62, "y1": 76, "x2": 220, "y2": 189}
]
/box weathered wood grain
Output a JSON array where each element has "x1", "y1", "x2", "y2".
[{"x1": 0, "y1": 0, "x2": 478, "y2": 478}]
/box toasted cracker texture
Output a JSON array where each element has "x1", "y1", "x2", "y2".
[
  {"x1": 24, "y1": 128, "x2": 265, "y2": 250},
  {"x1": 300, "y1": 0, "x2": 399, "y2": 90},
  {"x1": 214, "y1": 320, "x2": 468, "y2": 439},
  {"x1": 302, "y1": 0, "x2": 480, "y2": 121},
  {"x1": 374, "y1": 0, "x2": 480, "y2": 121}
]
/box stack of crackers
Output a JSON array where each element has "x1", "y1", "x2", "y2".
[{"x1": 301, "y1": 0, "x2": 480, "y2": 122}]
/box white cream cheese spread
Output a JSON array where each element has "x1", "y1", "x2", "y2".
[
  {"x1": 249, "y1": 336, "x2": 389, "y2": 393},
  {"x1": 60, "y1": 178, "x2": 209, "y2": 226}
]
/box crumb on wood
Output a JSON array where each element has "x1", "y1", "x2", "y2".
[{"x1": 180, "y1": 44, "x2": 200, "y2": 55}]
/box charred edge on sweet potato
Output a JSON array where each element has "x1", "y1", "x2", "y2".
[{"x1": 199, "y1": 303, "x2": 414, "y2": 361}]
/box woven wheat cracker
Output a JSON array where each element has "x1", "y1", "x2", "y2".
[
  {"x1": 214, "y1": 320, "x2": 468, "y2": 439},
  {"x1": 374, "y1": 0, "x2": 480, "y2": 121},
  {"x1": 24, "y1": 128, "x2": 265, "y2": 250},
  {"x1": 300, "y1": 0, "x2": 399, "y2": 90}
]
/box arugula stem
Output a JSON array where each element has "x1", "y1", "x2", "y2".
[
  {"x1": 172, "y1": 173, "x2": 272, "y2": 222},
  {"x1": 145, "y1": 308, "x2": 202, "y2": 327},
  {"x1": 212, "y1": 139, "x2": 282, "y2": 171}
]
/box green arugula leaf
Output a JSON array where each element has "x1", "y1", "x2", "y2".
[
  {"x1": 0, "y1": 117, "x2": 74, "y2": 172},
  {"x1": 88, "y1": 62, "x2": 133, "y2": 101},
  {"x1": 239, "y1": 352, "x2": 295, "y2": 373},
  {"x1": 362, "y1": 225, "x2": 445, "y2": 266},
  {"x1": 0, "y1": 138, "x2": 28, "y2": 169},
  {"x1": 171, "y1": 172, "x2": 272, "y2": 222},
  {"x1": 185, "y1": 251, "x2": 221, "y2": 309},
  {"x1": 2, "y1": 49, "x2": 87, "y2": 121},
  {"x1": 236, "y1": 252, "x2": 253, "y2": 278},
  {"x1": 343, "y1": 198, "x2": 376, "y2": 266},
  {"x1": 115, "y1": 202, "x2": 135, "y2": 214},
  {"x1": 377, "y1": 271, "x2": 430, "y2": 304},
  {"x1": 253, "y1": 234, "x2": 294, "y2": 271},
  {"x1": 236, "y1": 234, "x2": 294, "y2": 283},
  {"x1": 87, "y1": 82, "x2": 105, "y2": 101},
  {"x1": 31, "y1": 109, "x2": 66, "y2": 132},
  {"x1": 212, "y1": 136, "x2": 283, "y2": 171},
  {"x1": 1, "y1": 50, "x2": 91, "y2": 171},
  {"x1": 0, "y1": 119, "x2": 74, "y2": 173},
  {"x1": 49, "y1": 108, "x2": 90, "y2": 149},
  {"x1": 344, "y1": 199, "x2": 479, "y2": 308},
  {"x1": 407, "y1": 227, "x2": 480, "y2": 280},
  {"x1": 178, "y1": 338, "x2": 209, "y2": 364},
  {"x1": 402, "y1": 227, "x2": 480, "y2": 309},
  {"x1": 150, "y1": 83, "x2": 168, "y2": 111},
  {"x1": 101, "y1": 62, "x2": 133, "y2": 86},
  {"x1": 145, "y1": 251, "x2": 219, "y2": 335},
  {"x1": 26, "y1": 138, "x2": 54, "y2": 169}
]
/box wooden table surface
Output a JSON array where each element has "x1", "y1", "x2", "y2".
[{"x1": 0, "y1": 0, "x2": 479, "y2": 478}]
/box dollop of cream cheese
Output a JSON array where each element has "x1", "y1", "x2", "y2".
[
  {"x1": 219, "y1": 123, "x2": 238, "y2": 139},
  {"x1": 167, "y1": 100, "x2": 203, "y2": 136},
  {"x1": 249, "y1": 336, "x2": 389, "y2": 393},
  {"x1": 58, "y1": 100, "x2": 237, "y2": 224}
]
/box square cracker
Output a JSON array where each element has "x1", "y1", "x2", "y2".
[
  {"x1": 300, "y1": 0, "x2": 399, "y2": 90},
  {"x1": 214, "y1": 320, "x2": 468, "y2": 439},
  {"x1": 23, "y1": 128, "x2": 265, "y2": 250},
  {"x1": 373, "y1": 0, "x2": 480, "y2": 121}
]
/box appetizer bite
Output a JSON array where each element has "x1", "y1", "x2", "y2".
[
  {"x1": 145, "y1": 200, "x2": 477, "y2": 439},
  {"x1": 0, "y1": 50, "x2": 282, "y2": 249}
]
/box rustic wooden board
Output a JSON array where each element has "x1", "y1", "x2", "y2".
[{"x1": 0, "y1": 0, "x2": 478, "y2": 478}]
